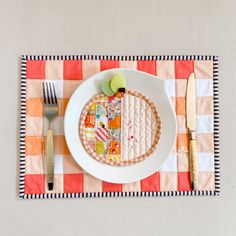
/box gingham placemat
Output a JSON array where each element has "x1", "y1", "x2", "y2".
[{"x1": 19, "y1": 55, "x2": 220, "y2": 199}]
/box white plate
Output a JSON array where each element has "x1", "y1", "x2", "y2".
[{"x1": 64, "y1": 69, "x2": 177, "y2": 183}]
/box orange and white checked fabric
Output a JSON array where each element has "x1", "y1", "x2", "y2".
[{"x1": 19, "y1": 55, "x2": 220, "y2": 199}]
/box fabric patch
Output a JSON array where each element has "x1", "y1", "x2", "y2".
[
  {"x1": 108, "y1": 116, "x2": 121, "y2": 129},
  {"x1": 96, "y1": 103, "x2": 107, "y2": 118},
  {"x1": 108, "y1": 97, "x2": 121, "y2": 120},
  {"x1": 96, "y1": 116, "x2": 108, "y2": 129},
  {"x1": 108, "y1": 141, "x2": 120, "y2": 155},
  {"x1": 84, "y1": 128, "x2": 95, "y2": 141},
  {"x1": 95, "y1": 127, "x2": 109, "y2": 141},
  {"x1": 108, "y1": 154, "x2": 120, "y2": 162},
  {"x1": 109, "y1": 129, "x2": 121, "y2": 141},
  {"x1": 85, "y1": 114, "x2": 95, "y2": 128},
  {"x1": 96, "y1": 141, "x2": 108, "y2": 154}
]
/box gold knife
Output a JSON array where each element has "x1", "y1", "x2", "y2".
[{"x1": 186, "y1": 73, "x2": 198, "y2": 190}]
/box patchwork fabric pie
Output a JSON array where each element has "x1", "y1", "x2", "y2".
[{"x1": 80, "y1": 90, "x2": 161, "y2": 166}]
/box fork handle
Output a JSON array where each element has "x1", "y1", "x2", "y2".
[{"x1": 46, "y1": 129, "x2": 54, "y2": 190}]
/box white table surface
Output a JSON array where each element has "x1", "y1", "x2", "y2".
[{"x1": 0, "y1": 0, "x2": 235, "y2": 235}]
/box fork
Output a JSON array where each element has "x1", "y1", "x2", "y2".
[{"x1": 42, "y1": 82, "x2": 59, "y2": 191}]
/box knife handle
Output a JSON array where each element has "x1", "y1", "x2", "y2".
[{"x1": 189, "y1": 136, "x2": 198, "y2": 190}]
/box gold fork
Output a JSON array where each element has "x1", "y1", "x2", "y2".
[{"x1": 42, "y1": 82, "x2": 59, "y2": 191}]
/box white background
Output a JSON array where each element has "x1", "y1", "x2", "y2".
[{"x1": 0, "y1": 0, "x2": 235, "y2": 235}]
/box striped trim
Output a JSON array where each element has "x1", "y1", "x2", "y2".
[
  {"x1": 19, "y1": 55, "x2": 220, "y2": 199},
  {"x1": 22, "y1": 55, "x2": 216, "y2": 61},
  {"x1": 20, "y1": 190, "x2": 218, "y2": 199},
  {"x1": 19, "y1": 57, "x2": 27, "y2": 198},
  {"x1": 213, "y1": 56, "x2": 220, "y2": 195}
]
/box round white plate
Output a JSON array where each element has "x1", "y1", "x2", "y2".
[{"x1": 64, "y1": 69, "x2": 177, "y2": 183}]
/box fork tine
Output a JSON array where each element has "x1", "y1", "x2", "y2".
[
  {"x1": 49, "y1": 82, "x2": 54, "y2": 104},
  {"x1": 46, "y1": 82, "x2": 51, "y2": 104},
  {"x1": 52, "y1": 83, "x2": 58, "y2": 104},
  {"x1": 42, "y1": 82, "x2": 47, "y2": 104}
]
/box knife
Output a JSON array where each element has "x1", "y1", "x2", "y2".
[{"x1": 186, "y1": 73, "x2": 198, "y2": 190}]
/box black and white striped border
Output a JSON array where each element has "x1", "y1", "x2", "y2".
[
  {"x1": 22, "y1": 55, "x2": 216, "y2": 61},
  {"x1": 213, "y1": 56, "x2": 220, "y2": 194},
  {"x1": 19, "y1": 55, "x2": 220, "y2": 199},
  {"x1": 19, "y1": 56, "x2": 27, "y2": 198}
]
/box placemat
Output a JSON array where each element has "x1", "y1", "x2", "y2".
[{"x1": 19, "y1": 55, "x2": 220, "y2": 199}]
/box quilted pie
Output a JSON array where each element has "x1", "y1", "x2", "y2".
[{"x1": 80, "y1": 89, "x2": 161, "y2": 166}]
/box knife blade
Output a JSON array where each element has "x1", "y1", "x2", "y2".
[
  {"x1": 186, "y1": 73, "x2": 198, "y2": 190},
  {"x1": 186, "y1": 73, "x2": 196, "y2": 131}
]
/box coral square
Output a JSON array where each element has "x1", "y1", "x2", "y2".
[
  {"x1": 178, "y1": 172, "x2": 191, "y2": 191},
  {"x1": 25, "y1": 174, "x2": 45, "y2": 194},
  {"x1": 102, "y1": 182, "x2": 122, "y2": 192},
  {"x1": 137, "y1": 60, "x2": 156, "y2": 75},
  {"x1": 64, "y1": 60, "x2": 83, "y2": 80},
  {"x1": 26, "y1": 60, "x2": 45, "y2": 79},
  {"x1": 141, "y1": 172, "x2": 160, "y2": 192},
  {"x1": 175, "y1": 60, "x2": 194, "y2": 79},
  {"x1": 64, "y1": 173, "x2": 83, "y2": 193},
  {"x1": 100, "y1": 60, "x2": 119, "y2": 71}
]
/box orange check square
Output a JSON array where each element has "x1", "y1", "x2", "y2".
[
  {"x1": 176, "y1": 97, "x2": 186, "y2": 115},
  {"x1": 177, "y1": 134, "x2": 189, "y2": 152},
  {"x1": 25, "y1": 136, "x2": 44, "y2": 155}
]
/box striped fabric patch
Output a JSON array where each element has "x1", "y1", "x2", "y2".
[{"x1": 95, "y1": 127, "x2": 109, "y2": 141}]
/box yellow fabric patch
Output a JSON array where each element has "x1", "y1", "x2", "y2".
[{"x1": 96, "y1": 141, "x2": 105, "y2": 154}]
